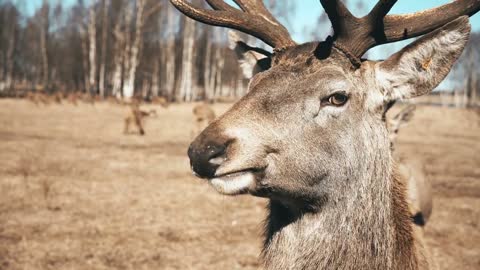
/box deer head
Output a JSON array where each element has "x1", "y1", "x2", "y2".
[{"x1": 175, "y1": 0, "x2": 476, "y2": 208}]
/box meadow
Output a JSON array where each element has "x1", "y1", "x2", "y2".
[{"x1": 0, "y1": 99, "x2": 478, "y2": 269}]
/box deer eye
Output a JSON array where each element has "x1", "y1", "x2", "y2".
[{"x1": 325, "y1": 92, "x2": 349, "y2": 106}]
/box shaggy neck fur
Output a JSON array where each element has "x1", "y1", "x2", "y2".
[{"x1": 261, "y1": 125, "x2": 420, "y2": 270}]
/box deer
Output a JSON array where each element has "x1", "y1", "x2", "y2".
[
  {"x1": 172, "y1": 0, "x2": 479, "y2": 269},
  {"x1": 385, "y1": 103, "x2": 433, "y2": 227},
  {"x1": 66, "y1": 92, "x2": 79, "y2": 106},
  {"x1": 123, "y1": 101, "x2": 157, "y2": 136},
  {"x1": 151, "y1": 96, "x2": 170, "y2": 108},
  {"x1": 25, "y1": 91, "x2": 50, "y2": 106},
  {"x1": 231, "y1": 29, "x2": 435, "y2": 229},
  {"x1": 191, "y1": 103, "x2": 216, "y2": 138}
]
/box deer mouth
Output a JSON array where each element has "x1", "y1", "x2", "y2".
[{"x1": 209, "y1": 169, "x2": 259, "y2": 195}]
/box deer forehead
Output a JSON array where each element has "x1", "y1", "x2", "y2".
[
  {"x1": 250, "y1": 64, "x2": 352, "y2": 93},
  {"x1": 246, "y1": 61, "x2": 381, "y2": 110}
]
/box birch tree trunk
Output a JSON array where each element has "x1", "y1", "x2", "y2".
[
  {"x1": 88, "y1": 4, "x2": 97, "y2": 94},
  {"x1": 40, "y1": 1, "x2": 49, "y2": 90},
  {"x1": 112, "y1": 7, "x2": 131, "y2": 99},
  {"x1": 235, "y1": 69, "x2": 245, "y2": 97},
  {"x1": 203, "y1": 34, "x2": 213, "y2": 101},
  {"x1": 214, "y1": 48, "x2": 224, "y2": 98},
  {"x1": 99, "y1": 0, "x2": 109, "y2": 98},
  {"x1": 164, "y1": 5, "x2": 176, "y2": 101},
  {"x1": 3, "y1": 17, "x2": 16, "y2": 91},
  {"x1": 151, "y1": 59, "x2": 159, "y2": 97},
  {"x1": 122, "y1": 0, "x2": 145, "y2": 100},
  {"x1": 213, "y1": 29, "x2": 224, "y2": 98},
  {"x1": 177, "y1": 16, "x2": 196, "y2": 102},
  {"x1": 80, "y1": 26, "x2": 90, "y2": 92}
]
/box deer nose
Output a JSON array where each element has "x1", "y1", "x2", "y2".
[{"x1": 188, "y1": 140, "x2": 227, "y2": 179}]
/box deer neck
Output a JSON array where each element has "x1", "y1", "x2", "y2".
[{"x1": 262, "y1": 141, "x2": 419, "y2": 270}]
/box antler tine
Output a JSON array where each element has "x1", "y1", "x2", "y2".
[
  {"x1": 232, "y1": 0, "x2": 288, "y2": 32},
  {"x1": 205, "y1": 0, "x2": 235, "y2": 11},
  {"x1": 170, "y1": 0, "x2": 296, "y2": 49},
  {"x1": 381, "y1": 0, "x2": 480, "y2": 44},
  {"x1": 319, "y1": 0, "x2": 357, "y2": 39},
  {"x1": 368, "y1": 0, "x2": 397, "y2": 23}
]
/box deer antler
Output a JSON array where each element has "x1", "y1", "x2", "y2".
[
  {"x1": 170, "y1": 0, "x2": 296, "y2": 49},
  {"x1": 321, "y1": 0, "x2": 480, "y2": 58}
]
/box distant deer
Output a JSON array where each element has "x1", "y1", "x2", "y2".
[
  {"x1": 80, "y1": 92, "x2": 95, "y2": 105},
  {"x1": 151, "y1": 96, "x2": 170, "y2": 108},
  {"x1": 386, "y1": 103, "x2": 433, "y2": 227},
  {"x1": 26, "y1": 91, "x2": 50, "y2": 106},
  {"x1": 173, "y1": 0, "x2": 478, "y2": 269},
  {"x1": 124, "y1": 102, "x2": 157, "y2": 136},
  {"x1": 66, "y1": 92, "x2": 79, "y2": 106},
  {"x1": 191, "y1": 103, "x2": 216, "y2": 138}
]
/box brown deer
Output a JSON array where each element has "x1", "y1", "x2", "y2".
[
  {"x1": 26, "y1": 91, "x2": 50, "y2": 106},
  {"x1": 231, "y1": 29, "x2": 434, "y2": 228},
  {"x1": 151, "y1": 96, "x2": 170, "y2": 108},
  {"x1": 124, "y1": 102, "x2": 157, "y2": 135},
  {"x1": 386, "y1": 103, "x2": 433, "y2": 227},
  {"x1": 172, "y1": 0, "x2": 479, "y2": 269},
  {"x1": 66, "y1": 92, "x2": 79, "y2": 106},
  {"x1": 191, "y1": 103, "x2": 216, "y2": 138}
]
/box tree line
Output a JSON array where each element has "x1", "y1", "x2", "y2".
[
  {"x1": 0, "y1": 0, "x2": 478, "y2": 105},
  {"x1": 0, "y1": 0, "x2": 252, "y2": 102}
]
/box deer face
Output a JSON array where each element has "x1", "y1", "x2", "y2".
[
  {"x1": 188, "y1": 18, "x2": 469, "y2": 207},
  {"x1": 171, "y1": 0, "x2": 474, "y2": 209},
  {"x1": 190, "y1": 49, "x2": 365, "y2": 201}
]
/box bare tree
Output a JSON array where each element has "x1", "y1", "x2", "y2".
[
  {"x1": 111, "y1": 3, "x2": 131, "y2": 98},
  {"x1": 98, "y1": 0, "x2": 110, "y2": 97},
  {"x1": 122, "y1": 0, "x2": 145, "y2": 99},
  {"x1": 80, "y1": 25, "x2": 90, "y2": 92},
  {"x1": 151, "y1": 58, "x2": 160, "y2": 97},
  {"x1": 39, "y1": 0, "x2": 49, "y2": 90},
  {"x1": 163, "y1": 3, "x2": 177, "y2": 101},
  {"x1": 122, "y1": 0, "x2": 161, "y2": 99},
  {"x1": 177, "y1": 15, "x2": 196, "y2": 101},
  {"x1": 0, "y1": 3, "x2": 18, "y2": 91},
  {"x1": 88, "y1": 3, "x2": 97, "y2": 94}
]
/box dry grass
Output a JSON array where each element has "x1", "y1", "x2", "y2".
[{"x1": 0, "y1": 99, "x2": 478, "y2": 269}]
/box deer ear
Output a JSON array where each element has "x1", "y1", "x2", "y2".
[
  {"x1": 228, "y1": 30, "x2": 272, "y2": 79},
  {"x1": 375, "y1": 17, "x2": 471, "y2": 101}
]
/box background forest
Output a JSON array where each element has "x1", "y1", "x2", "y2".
[{"x1": 0, "y1": 0, "x2": 478, "y2": 105}]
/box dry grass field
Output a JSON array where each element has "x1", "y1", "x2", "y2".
[{"x1": 0, "y1": 98, "x2": 478, "y2": 270}]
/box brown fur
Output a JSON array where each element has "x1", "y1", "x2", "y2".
[
  {"x1": 26, "y1": 92, "x2": 50, "y2": 106},
  {"x1": 151, "y1": 96, "x2": 169, "y2": 108},
  {"x1": 67, "y1": 92, "x2": 79, "y2": 106},
  {"x1": 124, "y1": 103, "x2": 157, "y2": 136},
  {"x1": 387, "y1": 104, "x2": 433, "y2": 225},
  {"x1": 187, "y1": 16, "x2": 469, "y2": 270},
  {"x1": 191, "y1": 103, "x2": 216, "y2": 138}
]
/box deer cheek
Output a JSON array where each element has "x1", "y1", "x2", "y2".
[{"x1": 302, "y1": 98, "x2": 321, "y2": 119}]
